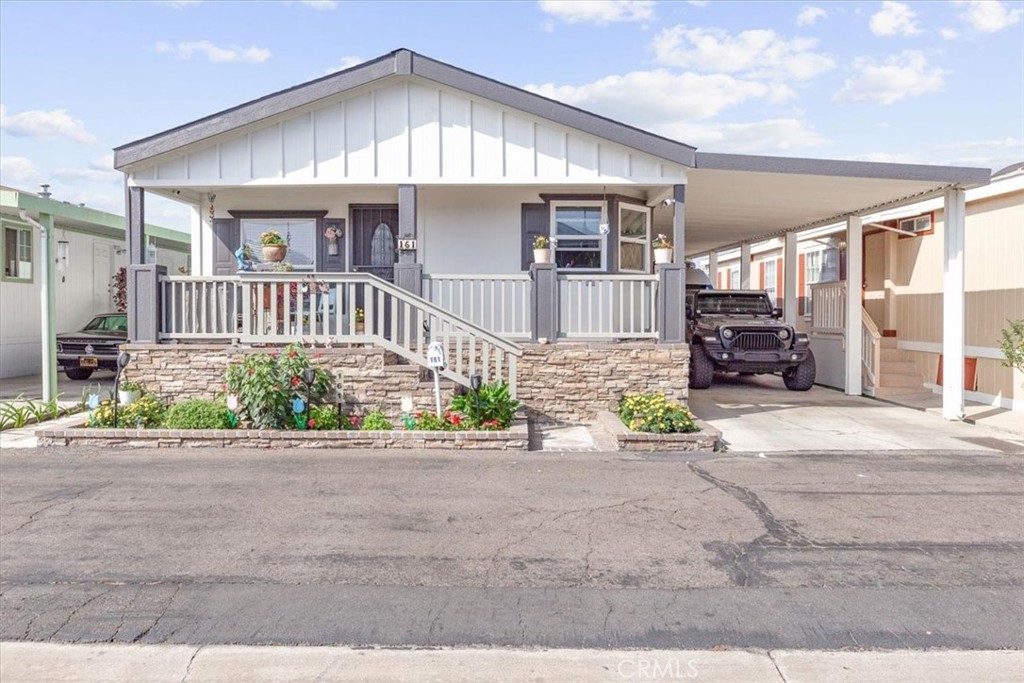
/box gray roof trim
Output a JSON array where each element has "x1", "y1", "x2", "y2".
[
  {"x1": 114, "y1": 48, "x2": 697, "y2": 170},
  {"x1": 696, "y1": 152, "x2": 991, "y2": 186}
]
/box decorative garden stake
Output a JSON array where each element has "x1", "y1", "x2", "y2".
[
  {"x1": 86, "y1": 393, "x2": 100, "y2": 427},
  {"x1": 400, "y1": 396, "x2": 415, "y2": 430},
  {"x1": 291, "y1": 396, "x2": 307, "y2": 430},
  {"x1": 226, "y1": 394, "x2": 239, "y2": 428}
]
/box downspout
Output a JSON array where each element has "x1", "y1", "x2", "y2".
[{"x1": 18, "y1": 209, "x2": 57, "y2": 402}]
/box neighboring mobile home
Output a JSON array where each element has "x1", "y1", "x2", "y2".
[
  {"x1": 110, "y1": 48, "x2": 991, "y2": 421},
  {"x1": 0, "y1": 186, "x2": 190, "y2": 379}
]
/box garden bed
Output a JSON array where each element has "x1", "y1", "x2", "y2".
[
  {"x1": 596, "y1": 410, "x2": 722, "y2": 452},
  {"x1": 37, "y1": 414, "x2": 529, "y2": 450}
]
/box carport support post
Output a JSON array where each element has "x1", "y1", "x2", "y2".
[
  {"x1": 739, "y1": 243, "x2": 751, "y2": 289},
  {"x1": 39, "y1": 212, "x2": 57, "y2": 403},
  {"x1": 783, "y1": 231, "x2": 798, "y2": 325},
  {"x1": 844, "y1": 216, "x2": 863, "y2": 396},
  {"x1": 707, "y1": 251, "x2": 718, "y2": 288},
  {"x1": 942, "y1": 188, "x2": 966, "y2": 420}
]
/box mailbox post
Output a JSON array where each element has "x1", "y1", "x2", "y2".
[{"x1": 426, "y1": 340, "x2": 446, "y2": 418}]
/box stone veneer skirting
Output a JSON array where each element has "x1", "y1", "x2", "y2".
[{"x1": 120, "y1": 340, "x2": 690, "y2": 424}]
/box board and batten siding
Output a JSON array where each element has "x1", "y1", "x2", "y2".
[{"x1": 130, "y1": 79, "x2": 687, "y2": 186}]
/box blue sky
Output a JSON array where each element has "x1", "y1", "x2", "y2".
[{"x1": 1, "y1": 0, "x2": 1022, "y2": 231}]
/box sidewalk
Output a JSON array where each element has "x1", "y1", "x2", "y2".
[
  {"x1": 1, "y1": 643, "x2": 1020, "y2": 682},
  {"x1": 0, "y1": 410, "x2": 84, "y2": 449}
]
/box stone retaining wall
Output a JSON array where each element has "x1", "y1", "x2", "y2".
[{"x1": 595, "y1": 411, "x2": 720, "y2": 452}]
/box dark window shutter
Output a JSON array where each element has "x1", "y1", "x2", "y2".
[
  {"x1": 213, "y1": 218, "x2": 239, "y2": 275},
  {"x1": 318, "y1": 218, "x2": 345, "y2": 272},
  {"x1": 521, "y1": 203, "x2": 547, "y2": 270}
]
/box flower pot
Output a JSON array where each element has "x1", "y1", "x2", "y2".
[
  {"x1": 654, "y1": 247, "x2": 674, "y2": 265},
  {"x1": 118, "y1": 390, "x2": 140, "y2": 406},
  {"x1": 262, "y1": 244, "x2": 288, "y2": 262},
  {"x1": 355, "y1": 321, "x2": 365, "y2": 334},
  {"x1": 533, "y1": 248, "x2": 552, "y2": 264},
  {"x1": 327, "y1": 240, "x2": 339, "y2": 256}
]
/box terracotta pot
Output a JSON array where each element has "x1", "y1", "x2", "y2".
[
  {"x1": 262, "y1": 244, "x2": 288, "y2": 262},
  {"x1": 533, "y1": 248, "x2": 552, "y2": 264},
  {"x1": 654, "y1": 247, "x2": 674, "y2": 265}
]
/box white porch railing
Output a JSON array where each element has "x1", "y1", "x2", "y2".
[
  {"x1": 809, "y1": 281, "x2": 846, "y2": 335},
  {"x1": 557, "y1": 274, "x2": 659, "y2": 339},
  {"x1": 159, "y1": 273, "x2": 522, "y2": 395},
  {"x1": 422, "y1": 274, "x2": 532, "y2": 338},
  {"x1": 861, "y1": 307, "x2": 881, "y2": 392}
]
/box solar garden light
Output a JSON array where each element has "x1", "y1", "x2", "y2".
[
  {"x1": 113, "y1": 351, "x2": 131, "y2": 427},
  {"x1": 302, "y1": 367, "x2": 316, "y2": 421}
]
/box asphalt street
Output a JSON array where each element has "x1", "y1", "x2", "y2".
[{"x1": 1, "y1": 447, "x2": 1021, "y2": 650}]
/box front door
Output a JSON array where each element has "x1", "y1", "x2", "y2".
[{"x1": 350, "y1": 205, "x2": 399, "y2": 338}]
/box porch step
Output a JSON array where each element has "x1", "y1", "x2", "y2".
[
  {"x1": 879, "y1": 372, "x2": 925, "y2": 389},
  {"x1": 880, "y1": 336, "x2": 899, "y2": 349},
  {"x1": 873, "y1": 385, "x2": 931, "y2": 398},
  {"x1": 880, "y1": 359, "x2": 918, "y2": 375},
  {"x1": 880, "y1": 346, "x2": 913, "y2": 361}
]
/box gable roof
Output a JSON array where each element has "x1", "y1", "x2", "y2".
[{"x1": 113, "y1": 48, "x2": 697, "y2": 170}]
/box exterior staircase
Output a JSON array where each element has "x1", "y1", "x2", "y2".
[{"x1": 873, "y1": 337, "x2": 928, "y2": 398}]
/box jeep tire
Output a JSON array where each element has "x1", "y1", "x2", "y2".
[
  {"x1": 783, "y1": 350, "x2": 816, "y2": 391},
  {"x1": 64, "y1": 368, "x2": 94, "y2": 381},
  {"x1": 689, "y1": 343, "x2": 714, "y2": 390}
]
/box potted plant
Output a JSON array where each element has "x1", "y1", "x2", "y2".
[
  {"x1": 354, "y1": 307, "x2": 365, "y2": 334},
  {"x1": 260, "y1": 230, "x2": 288, "y2": 262},
  {"x1": 118, "y1": 378, "x2": 142, "y2": 406},
  {"x1": 653, "y1": 234, "x2": 673, "y2": 265},
  {"x1": 533, "y1": 235, "x2": 554, "y2": 264}
]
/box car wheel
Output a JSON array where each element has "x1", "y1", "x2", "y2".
[
  {"x1": 64, "y1": 368, "x2": 94, "y2": 381},
  {"x1": 783, "y1": 351, "x2": 816, "y2": 391},
  {"x1": 689, "y1": 344, "x2": 714, "y2": 390}
]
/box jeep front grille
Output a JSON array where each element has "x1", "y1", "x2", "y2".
[{"x1": 732, "y1": 332, "x2": 785, "y2": 350}]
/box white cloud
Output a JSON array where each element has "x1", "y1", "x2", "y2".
[
  {"x1": 155, "y1": 40, "x2": 270, "y2": 63},
  {"x1": 526, "y1": 69, "x2": 794, "y2": 125},
  {"x1": 834, "y1": 50, "x2": 945, "y2": 105},
  {"x1": 301, "y1": 0, "x2": 338, "y2": 8},
  {"x1": 652, "y1": 25, "x2": 835, "y2": 81},
  {"x1": 662, "y1": 118, "x2": 828, "y2": 153},
  {"x1": 0, "y1": 104, "x2": 96, "y2": 144},
  {"x1": 940, "y1": 27, "x2": 960, "y2": 39},
  {"x1": 322, "y1": 56, "x2": 365, "y2": 75},
  {"x1": 538, "y1": 0, "x2": 655, "y2": 25},
  {"x1": 687, "y1": 0, "x2": 708, "y2": 6},
  {"x1": 0, "y1": 156, "x2": 44, "y2": 187},
  {"x1": 155, "y1": 0, "x2": 202, "y2": 7},
  {"x1": 954, "y1": 0, "x2": 1023, "y2": 32},
  {"x1": 796, "y1": 5, "x2": 827, "y2": 26},
  {"x1": 54, "y1": 155, "x2": 119, "y2": 184},
  {"x1": 869, "y1": 1, "x2": 922, "y2": 36},
  {"x1": 854, "y1": 138, "x2": 1023, "y2": 170}
]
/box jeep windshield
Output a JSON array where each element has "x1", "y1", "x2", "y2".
[{"x1": 694, "y1": 293, "x2": 773, "y2": 316}]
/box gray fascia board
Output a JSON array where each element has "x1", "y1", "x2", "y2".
[
  {"x1": 409, "y1": 53, "x2": 696, "y2": 167},
  {"x1": 114, "y1": 48, "x2": 698, "y2": 170},
  {"x1": 113, "y1": 52, "x2": 401, "y2": 169},
  {"x1": 696, "y1": 152, "x2": 992, "y2": 187}
]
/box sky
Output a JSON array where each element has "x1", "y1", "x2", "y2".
[{"x1": 1, "y1": 0, "x2": 1022, "y2": 232}]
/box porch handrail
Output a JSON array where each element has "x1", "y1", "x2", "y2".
[
  {"x1": 159, "y1": 272, "x2": 521, "y2": 396},
  {"x1": 861, "y1": 307, "x2": 881, "y2": 390}
]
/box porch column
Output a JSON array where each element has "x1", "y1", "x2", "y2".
[
  {"x1": 394, "y1": 184, "x2": 422, "y2": 297},
  {"x1": 127, "y1": 264, "x2": 166, "y2": 343},
  {"x1": 783, "y1": 231, "x2": 798, "y2": 324},
  {"x1": 126, "y1": 185, "x2": 145, "y2": 266},
  {"x1": 707, "y1": 251, "x2": 718, "y2": 287},
  {"x1": 942, "y1": 188, "x2": 966, "y2": 420},
  {"x1": 739, "y1": 242, "x2": 751, "y2": 289},
  {"x1": 530, "y1": 263, "x2": 559, "y2": 342},
  {"x1": 657, "y1": 264, "x2": 687, "y2": 343},
  {"x1": 671, "y1": 184, "x2": 685, "y2": 263},
  {"x1": 883, "y1": 230, "x2": 898, "y2": 333},
  {"x1": 844, "y1": 216, "x2": 863, "y2": 396}
]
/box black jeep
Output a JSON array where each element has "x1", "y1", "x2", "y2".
[{"x1": 686, "y1": 290, "x2": 815, "y2": 391}]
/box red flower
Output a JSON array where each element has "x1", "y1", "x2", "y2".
[
  {"x1": 248, "y1": 369, "x2": 254, "y2": 375},
  {"x1": 416, "y1": 411, "x2": 423, "y2": 418},
  {"x1": 307, "y1": 419, "x2": 315, "y2": 428},
  {"x1": 291, "y1": 376, "x2": 301, "y2": 387},
  {"x1": 450, "y1": 414, "x2": 462, "y2": 426},
  {"x1": 289, "y1": 351, "x2": 297, "y2": 358},
  {"x1": 351, "y1": 416, "x2": 360, "y2": 426}
]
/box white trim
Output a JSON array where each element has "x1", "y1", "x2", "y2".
[
  {"x1": 617, "y1": 202, "x2": 651, "y2": 274},
  {"x1": 924, "y1": 383, "x2": 1024, "y2": 412},
  {"x1": 549, "y1": 200, "x2": 607, "y2": 272},
  {"x1": 896, "y1": 339, "x2": 1006, "y2": 361},
  {"x1": 130, "y1": 176, "x2": 674, "y2": 188}
]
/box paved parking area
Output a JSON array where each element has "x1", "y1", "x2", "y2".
[
  {"x1": 0, "y1": 371, "x2": 115, "y2": 402},
  {"x1": 686, "y1": 374, "x2": 1023, "y2": 453}
]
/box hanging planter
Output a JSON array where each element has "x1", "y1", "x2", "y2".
[{"x1": 324, "y1": 225, "x2": 343, "y2": 256}]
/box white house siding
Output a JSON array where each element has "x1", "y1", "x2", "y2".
[
  {"x1": 130, "y1": 77, "x2": 687, "y2": 187},
  {"x1": 0, "y1": 228, "x2": 188, "y2": 379}
]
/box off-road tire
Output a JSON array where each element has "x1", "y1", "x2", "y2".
[
  {"x1": 783, "y1": 350, "x2": 816, "y2": 391},
  {"x1": 64, "y1": 368, "x2": 94, "y2": 381},
  {"x1": 689, "y1": 343, "x2": 714, "y2": 390}
]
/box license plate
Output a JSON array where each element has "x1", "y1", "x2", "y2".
[{"x1": 80, "y1": 357, "x2": 98, "y2": 368}]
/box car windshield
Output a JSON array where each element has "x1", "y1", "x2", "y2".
[
  {"x1": 695, "y1": 293, "x2": 772, "y2": 316},
  {"x1": 82, "y1": 315, "x2": 128, "y2": 332}
]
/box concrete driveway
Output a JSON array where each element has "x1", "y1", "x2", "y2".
[
  {"x1": 0, "y1": 371, "x2": 115, "y2": 402},
  {"x1": 686, "y1": 374, "x2": 1023, "y2": 453}
]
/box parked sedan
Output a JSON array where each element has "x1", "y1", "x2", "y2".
[{"x1": 57, "y1": 313, "x2": 127, "y2": 380}]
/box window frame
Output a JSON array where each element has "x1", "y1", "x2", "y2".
[
  {"x1": 549, "y1": 200, "x2": 607, "y2": 273},
  {"x1": 897, "y1": 212, "x2": 935, "y2": 238},
  {"x1": 229, "y1": 210, "x2": 328, "y2": 272},
  {"x1": 617, "y1": 203, "x2": 651, "y2": 274},
  {"x1": 2, "y1": 221, "x2": 34, "y2": 284},
  {"x1": 762, "y1": 257, "x2": 778, "y2": 304}
]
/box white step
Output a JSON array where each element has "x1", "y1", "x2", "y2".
[
  {"x1": 880, "y1": 347, "x2": 912, "y2": 361},
  {"x1": 880, "y1": 360, "x2": 919, "y2": 375},
  {"x1": 880, "y1": 336, "x2": 899, "y2": 349},
  {"x1": 880, "y1": 372, "x2": 926, "y2": 389},
  {"x1": 873, "y1": 385, "x2": 931, "y2": 398}
]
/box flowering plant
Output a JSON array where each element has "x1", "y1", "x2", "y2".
[
  {"x1": 653, "y1": 234, "x2": 672, "y2": 249},
  {"x1": 260, "y1": 230, "x2": 286, "y2": 246},
  {"x1": 354, "y1": 307, "x2": 365, "y2": 323},
  {"x1": 533, "y1": 235, "x2": 553, "y2": 249},
  {"x1": 324, "y1": 226, "x2": 343, "y2": 241},
  {"x1": 619, "y1": 392, "x2": 697, "y2": 434}
]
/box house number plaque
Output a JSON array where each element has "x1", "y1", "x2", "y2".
[{"x1": 398, "y1": 239, "x2": 417, "y2": 251}]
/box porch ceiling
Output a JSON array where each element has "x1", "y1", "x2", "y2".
[{"x1": 656, "y1": 154, "x2": 992, "y2": 256}]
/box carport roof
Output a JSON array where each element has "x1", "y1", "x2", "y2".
[{"x1": 677, "y1": 153, "x2": 991, "y2": 256}]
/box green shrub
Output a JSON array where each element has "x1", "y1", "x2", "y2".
[
  {"x1": 619, "y1": 393, "x2": 698, "y2": 434},
  {"x1": 223, "y1": 344, "x2": 333, "y2": 430},
  {"x1": 999, "y1": 319, "x2": 1024, "y2": 386},
  {"x1": 449, "y1": 381, "x2": 520, "y2": 429},
  {"x1": 360, "y1": 409, "x2": 393, "y2": 431},
  {"x1": 90, "y1": 394, "x2": 165, "y2": 428},
  {"x1": 164, "y1": 399, "x2": 232, "y2": 429}
]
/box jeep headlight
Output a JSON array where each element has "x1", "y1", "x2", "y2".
[
  {"x1": 721, "y1": 328, "x2": 734, "y2": 339},
  {"x1": 777, "y1": 329, "x2": 790, "y2": 340}
]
